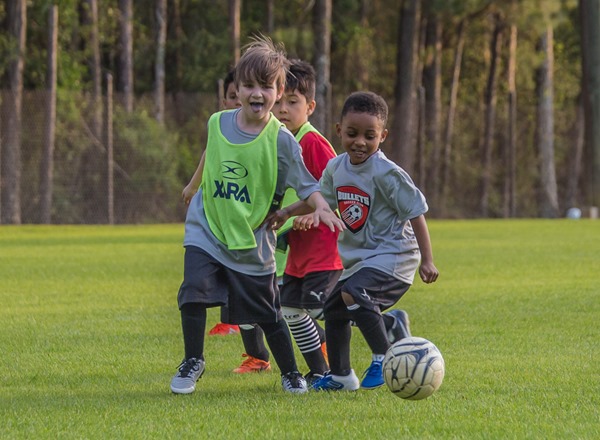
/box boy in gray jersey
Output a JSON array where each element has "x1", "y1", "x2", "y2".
[
  {"x1": 169, "y1": 36, "x2": 344, "y2": 395},
  {"x1": 271, "y1": 91, "x2": 439, "y2": 391}
]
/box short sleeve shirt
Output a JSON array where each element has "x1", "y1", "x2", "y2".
[{"x1": 319, "y1": 150, "x2": 428, "y2": 284}]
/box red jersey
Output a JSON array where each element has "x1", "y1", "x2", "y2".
[{"x1": 285, "y1": 130, "x2": 343, "y2": 277}]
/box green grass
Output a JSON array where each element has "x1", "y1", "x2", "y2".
[{"x1": 1, "y1": 221, "x2": 599, "y2": 439}]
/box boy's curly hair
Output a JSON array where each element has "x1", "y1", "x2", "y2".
[
  {"x1": 236, "y1": 35, "x2": 288, "y2": 91},
  {"x1": 341, "y1": 91, "x2": 389, "y2": 126}
]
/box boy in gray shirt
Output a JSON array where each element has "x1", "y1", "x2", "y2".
[{"x1": 271, "y1": 91, "x2": 439, "y2": 391}]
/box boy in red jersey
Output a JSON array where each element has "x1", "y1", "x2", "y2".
[{"x1": 272, "y1": 59, "x2": 343, "y2": 384}]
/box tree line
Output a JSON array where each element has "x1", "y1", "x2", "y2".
[{"x1": 1, "y1": 0, "x2": 599, "y2": 224}]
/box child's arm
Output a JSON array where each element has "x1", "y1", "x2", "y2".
[
  {"x1": 182, "y1": 151, "x2": 206, "y2": 205},
  {"x1": 410, "y1": 215, "x2": 439, "y2": 284},
  {"x1": 267, "y1": 194, "x2": 344, "y2": 233}
]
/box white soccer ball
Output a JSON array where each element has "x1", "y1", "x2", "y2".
[{"x1": 383, "y1": 336, "x2": 445, "y2": 400}]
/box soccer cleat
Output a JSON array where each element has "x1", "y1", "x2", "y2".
[
  {"x1": 385, "y1": 309, "x2": 411, "y2": 343},
  {"x1": 170, "y1": 358, "x2": 205, "y2": 394},
  {"x1": 304, "y1": 371, "x2": 325, "y2": 387},
  {"x1": 281, "y1": 371, "x2": 308, "y2": 394},
  {"x1": 232, "y1": 353, "x2": 272, "y2": 374},
  {"x1": 208, "y1": 322, "x2": 240, "y2": 336},
  {"x1": 321, "y1": 342, "x2": 329, "y2": 365},
  {"x1": 361, "y1": 360, "x2": 384, "y2": 389},
  {"x1": 312, "y1": 370, "x2": 360, "y2": 391}
]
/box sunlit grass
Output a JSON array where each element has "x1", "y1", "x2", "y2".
[{"x1": 1, "y1": 221, "x2": 598, "y2": 439}]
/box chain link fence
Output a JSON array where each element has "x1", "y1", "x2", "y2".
[{"x1": 1, "y1": 89, "x2": 217, "y2": 224}]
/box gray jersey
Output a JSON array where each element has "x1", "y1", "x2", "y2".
[
  {"x1": 319, "y1": 150, "x2": 428, "y2": 284},
  {"x1": 184, "y1": 109, "x2": 320, "y2": 276}
]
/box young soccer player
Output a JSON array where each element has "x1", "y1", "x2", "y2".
[
  {"x1": 272, "y1": 59, "x2": 342, "y2": 384},
  {"x1": 182, "y1": 68, "x2": 273, "y2": 372},
  {"x1": 208, "y1": 69, "x2": 243, "y2": 337},
  {"x1": 169, "y1": 36, "x2": 344, "y2": 395},
  {"x1": 221, "y1": 68, "x2": 241, "y2": 110},
  {"x1": 271, "y1": 91, "x2": 439, "y2": 391}
]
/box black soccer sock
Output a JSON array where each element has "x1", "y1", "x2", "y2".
[
  {"x1": 350, "y1": 306, "x2": 390, "y2": 356},
  {"x1": 180, "y1": 302, "x2": 207, "y2": 361},
  {"x1": 288, "y1": 314, "x2": 321, "y2": 353},
  {"x1": 325, "y1": 319, "x2": 352, "y2": 376},
  {"x1": 240, "y1": 325, "x2": 270, "y2": 362},
  {"x1": 302, "y1": 350, "x2": 329, "y2": 375},
  {"x1": 313, "y1": 318, "x2": 326, "y2": 344},
  {"x1": 259, "y1": 320, "x2": 298, "y2": 375},
  {"x1": 287, "y1": 314, "x2": 328, "y2": 374}
]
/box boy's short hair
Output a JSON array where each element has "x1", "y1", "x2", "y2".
[
  {"x1": 224, "y1": 68, "x2": 236, "y2": 91},
  {"x1": 286, "y1": 59, "x2": 316, "y2": 101},
  {"x1": 341, "y1": 91, "x2": 389, "y2": 127},
  {"x1": 235, "y1": 35, "x2": 288, "y2": 91}
]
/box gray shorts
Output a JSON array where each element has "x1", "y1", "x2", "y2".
[
  {"x1": 177, "y1": 246, "x2": 282, "y2": 325},
  {"x1": 323, "y1": 267, "x2": 410, "y2": 320}
]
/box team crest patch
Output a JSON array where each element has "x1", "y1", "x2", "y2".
[{"x1": 336, "y1": 186, "x2": 370, "y2": 233}]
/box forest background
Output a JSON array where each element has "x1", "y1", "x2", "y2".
[{"x1": 1, "y1": 0, "x2": 599, "y2": 225}]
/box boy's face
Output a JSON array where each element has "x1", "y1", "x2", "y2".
[
  {"x1": 237, "y1": 76, "x2": 283, "y2": 126},
  {"x1": 336, "y1": 111, "x2": 388, "y2": 165},
  {"x1": 223, "y1": 82, "x2": 241, "y2": 110},
  {"x1": 272, "y1": 89, "x2": 315, "y2": 135}
]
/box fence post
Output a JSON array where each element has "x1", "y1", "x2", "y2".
[{"x1": 106, "y1": 73, "x2": 114, "y2": 225}]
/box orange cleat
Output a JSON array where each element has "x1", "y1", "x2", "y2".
[
  {"x1": 232, "y1": 354, "x2": 272, "y2": 374},
  {"x1": 208, "y1": 322, "x2": 240, "y2": 336}
]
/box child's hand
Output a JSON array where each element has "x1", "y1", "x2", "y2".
[
  {"x1": 263, "y1": 209, "x2": 290, "y2": 230},
  {"x1": 312, "y1": 208, "x2": 346, "y2": 233},
  {"x1": 418, "y1": 261, "x2": 439, "y2": 284},
  {"x1": 293, "y1": 214, "x2": 315, "y2": 231},
  {"x1": 182, "y1": 185, "x2": 198, "y2": 206}
]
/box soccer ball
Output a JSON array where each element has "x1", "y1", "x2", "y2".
[
  {"x1": 383, "y1": 336, "x2": 445, "y2": 400},
  {"x1": 342, "y1": 204, "x2": 363, "y2": 223}
]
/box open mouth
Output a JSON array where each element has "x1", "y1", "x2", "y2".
[
  {"x1": 350, "y1": 150, "x2": 368, "y2": 162},
  {"x1": 250, "y1": 102, "x2": 264, "y2": 111}
]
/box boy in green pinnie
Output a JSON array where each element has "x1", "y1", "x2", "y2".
[{"x1": 169, "y1": 36, "x2": 344, "y2": 395}]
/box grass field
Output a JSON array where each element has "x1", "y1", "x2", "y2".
[{"x1": 1, "y1": 220, "x2": 599, "y2": 439}]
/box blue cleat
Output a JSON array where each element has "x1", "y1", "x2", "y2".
[
  {"x1": 312, "y1": 370, "x2": 360, "y2": 391},
  {"x1": 361, "y1": 360, "x2": 384, "y2": 389}
]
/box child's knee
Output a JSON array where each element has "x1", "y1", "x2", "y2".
[
  {"x1": 341, "y1": 291, "x2": 355, "y2": 306},
  {"x1": 282, "y1": 306, "x2": 308, "y2": 323},
  {"x1": 306, "y1": 308, "x2": 324, "y2": 320}
]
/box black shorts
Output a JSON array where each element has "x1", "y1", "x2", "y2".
[
  {"x1": 280, "y1": 270, "x2": 342, "y2": 309},
  {"x1": 177, "y1": 246, "x2": 281, "y2": 325},
  {"x1": 323, "y1": 267, "x2": 410, "y2": 320}
]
